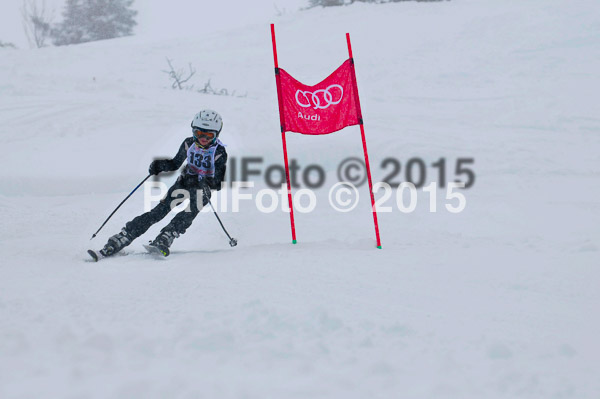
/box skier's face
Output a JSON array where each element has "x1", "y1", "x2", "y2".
[
  {"x1": 193, "y1": 129, "x2": 216, "y2": 147},
  {"x1": 198, "y1": 136, "x2": 211, "y2": 146}
]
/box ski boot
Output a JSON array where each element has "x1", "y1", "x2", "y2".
[
  {"x1": 144, "y1": 230, "x2": 179, "y2": 257},
  {"x1": 88, "y1": 228, "x2": 133, "y2": 262}
]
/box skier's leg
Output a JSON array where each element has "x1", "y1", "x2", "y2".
[
  {"x1": 124, "y1": 202, "x2": 171, "y2": 238},
  {"x1": 125, "y1": 177, "x2": 191, "y2": 236},
  {"x1": 150, "y1": 186, "x2": 208, "y2": 252},
  {"x1": 99, "y1": 179, "x2": 185, "y2": 256}
]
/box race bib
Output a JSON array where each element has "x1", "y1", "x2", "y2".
[{"x1": 186, "y1": 143, "x2": 217, "y2": 179}]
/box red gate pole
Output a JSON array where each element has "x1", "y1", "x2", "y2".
[
  {"x1": 271, "y1": 24, "x2": 297, "y2": 244},
  {"x1": 346, "y1": 33, "x2": 382, "y2": 249}
]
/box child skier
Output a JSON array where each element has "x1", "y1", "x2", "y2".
[{"x1": 88, "y1": 109, "x2": 228, "y2": 260}]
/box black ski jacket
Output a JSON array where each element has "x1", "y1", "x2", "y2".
[{"x1": 154, "y1": 137, "x2": 227, "y2": 190}]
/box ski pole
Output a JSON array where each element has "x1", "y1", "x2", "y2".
[
  {"x1": 90, "y1": 174, "x2": 152, "y2": 240},
  {"x1": 203, "y1": 186, "x2": 237, "y2": 247}
]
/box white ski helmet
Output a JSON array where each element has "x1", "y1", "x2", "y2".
[{"x1": 191, "y1": 109, "x2": 223, "y2": 134}]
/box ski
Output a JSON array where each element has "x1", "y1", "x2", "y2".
[
  {"x1": 87, "y1": 249, "x2": 104, "y2": 262},
  {"x1": 143, "y1": 243, "x2": 169, "y2": 257}
]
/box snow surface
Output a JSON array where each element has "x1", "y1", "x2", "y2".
[{"x1": 1, "y1": 0, "x2": 599, "y2": 398}]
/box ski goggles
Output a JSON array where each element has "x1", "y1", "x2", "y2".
[{"x1": 192, "y1": 128, "x2": 217, "y2": 140}]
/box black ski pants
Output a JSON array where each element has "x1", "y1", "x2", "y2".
[{"x1": 125, "y1": 176, "x2": 210, "y2": 239}]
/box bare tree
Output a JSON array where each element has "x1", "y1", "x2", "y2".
[
  {"x1": 162, "y1": 58, "x2": 196, "y2": 90},
  {"x1": 21, "y1": 0, "x2": 53, "y2": 48},
  {"x1": 0, "y1": 41, "x2": 18, "y2": 49},
  {"x1": 162, "y1": 58, "x2": 247, "y2": 97},
  {"x1": 274, "y1": 3, "x2": 286, "y2": 16},
  {"x1": 198, "y1": 79, "x2": 228, "y2": 96},
  {"x1": 197, "y1": 79, "x2": 247, "y2": 98}
]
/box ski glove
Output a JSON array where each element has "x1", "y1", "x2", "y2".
[{"x1": 149, "y1": 159, "x2": 172, "y2": 175}]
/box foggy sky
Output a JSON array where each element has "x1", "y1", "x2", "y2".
[{"x1": 1, "y1": 0, "x2": 306, "y2": 48}]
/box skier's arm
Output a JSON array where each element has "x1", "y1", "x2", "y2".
[
  {"x1": 206, "y1": 146, "x2": 228, "y2": 191},
  {"x1": 149, "y1": 138, "x2": 194, "y2": 175}
]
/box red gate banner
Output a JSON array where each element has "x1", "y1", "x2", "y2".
[
  {"x1": 278, "y1": 59, "x2": 361, "y2": 135},
  {"x1": 271, "y1": 24, "x2": 381, "y2": 248}
]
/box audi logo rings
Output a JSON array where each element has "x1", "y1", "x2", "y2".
[{"x1": 295, "y1": 85, "x2": 344, "y2": 110}]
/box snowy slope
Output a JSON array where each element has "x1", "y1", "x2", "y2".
[{"x1": 1, "y1": 0, "x2": 599, "y2": 398}]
